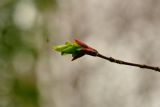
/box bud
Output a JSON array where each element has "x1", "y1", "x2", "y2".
[{"x1": 53, "y1": 39, "x2": 98, "y2": 60}]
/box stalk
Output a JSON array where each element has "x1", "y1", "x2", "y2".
[{"x1": 97, "y1": 53, "x2": 160, "y2": 72}]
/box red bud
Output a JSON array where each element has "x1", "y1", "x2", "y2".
[{"x1": 74, "y1": 39, "x2": 89, "y2": 48}]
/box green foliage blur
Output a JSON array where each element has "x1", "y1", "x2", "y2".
[{"x1": 0, "y1": 0, "x2": 57, "y2": 107}]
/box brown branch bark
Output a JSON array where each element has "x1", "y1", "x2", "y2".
[{"x1": 97, "y1": 53, "x2": 160, "y2": 72}]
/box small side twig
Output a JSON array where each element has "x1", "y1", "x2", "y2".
[{"x1": 97, "y1": 53, "x2": 160, "y2": 72}]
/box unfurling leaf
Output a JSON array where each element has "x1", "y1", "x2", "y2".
[{"x1": 53, "y1": 39, "x2": 98, "y2": 60}]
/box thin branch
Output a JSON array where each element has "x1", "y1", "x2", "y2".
[
  {"x1": 54, "y1": 39, "x2": 160, "y2": 72},
  {"x1": 97, "y1": 53, "x2": 160, "y2": 72}
]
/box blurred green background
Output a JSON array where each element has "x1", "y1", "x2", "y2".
[
  {"x1": 1, "y1": 0, "x2": 160, "y2": 107},
  {"x1": 0, "y1": 0, "x2": 57, "y2": 107}
]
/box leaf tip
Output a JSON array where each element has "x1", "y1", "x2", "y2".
[{"x1": 52, "y1": 46, "x2": 58, "y2": 51}]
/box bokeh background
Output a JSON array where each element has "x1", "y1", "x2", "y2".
[{"x1": 0, "y1": 0, "x2": 160, "y2": 107}]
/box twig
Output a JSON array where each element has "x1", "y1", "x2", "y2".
[
  {"x1": 53, "y1": 39, "x2": 160, "y2": 72},
  {"x1": 97, "y1": 53, "x2": 160, "y2": 72}
]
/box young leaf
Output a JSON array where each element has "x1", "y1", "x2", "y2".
[{"x1": 53, "y1": 39, "x2": 98, "y2": 60}]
